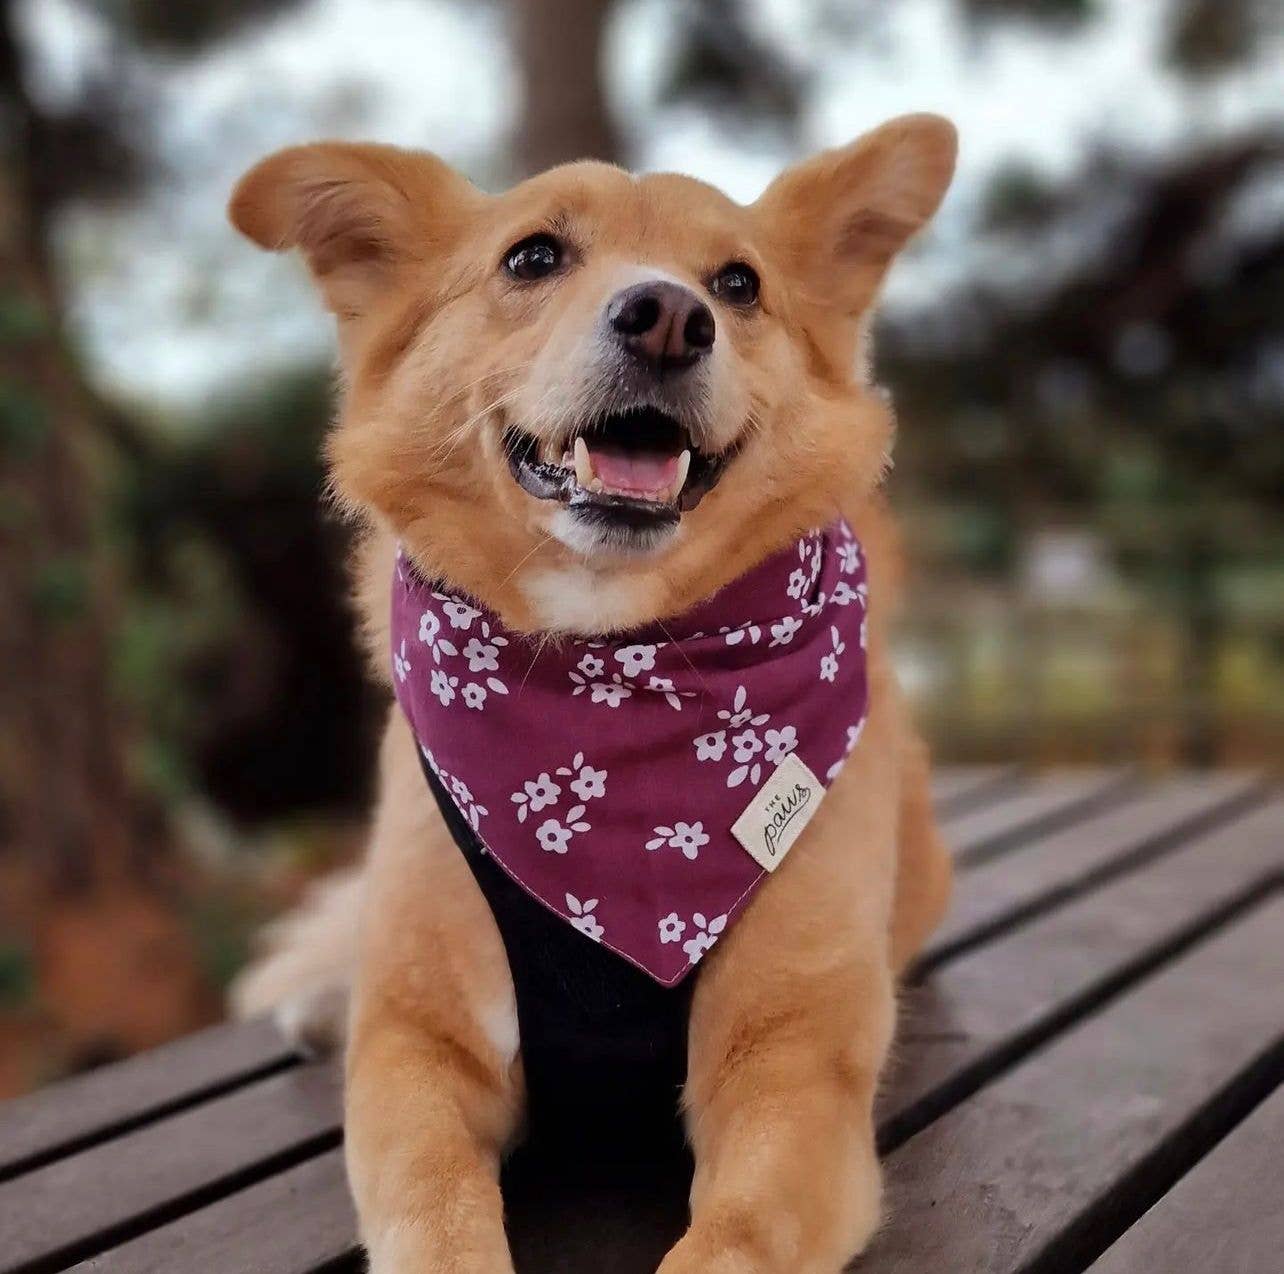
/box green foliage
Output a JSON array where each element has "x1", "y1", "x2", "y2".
[
  {"x1": 0, "y1": 290, "x2": 49, "y2": 343},
  {"x1": 185, "y1": 894, "x2": 260, "y2": 991},
  {"x1": 1166, "y1": 0, "x2": 1264, "y2": 77},
  {"x1": 29, "y1": 555, "x2": 89, "y2": 624},
  {"x1": 113, "y1": 533, "x2": 247, "y2": 802},
  {"x1": 89, "y1": 0, "x2": 303, "y2": 51},
  {"x1": 960, "y1": 0, "x2": 1098, "y2": 29},
  {"x1": 662, "y1": 0, "x2": 802, "y2": 130},
  {"x1": 981, "y1": 162, "x2": 1063, "y2": 233},
  {"x1": 0, "y1": 379, "x2": 50, "y2": 457}
]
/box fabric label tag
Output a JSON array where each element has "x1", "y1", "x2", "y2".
[{"x1": 731, "y1": 753, "x2": 825, "y2": 873}]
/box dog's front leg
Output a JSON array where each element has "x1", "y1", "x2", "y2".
[
  {"x1": 345, "y1": 716, "x2": 522, "y2": 1274},
  {"x1": 660, "y1": 723, "x2": 900, "y2": 1274}
]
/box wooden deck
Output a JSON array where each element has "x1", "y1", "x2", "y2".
[{"x1": 1, "y1": 768, "x2": 1279, "y2": 1273}]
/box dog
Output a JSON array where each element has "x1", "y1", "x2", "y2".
[{"x1": 228, "y1": 112, "x2": 957, "y2": 1273}]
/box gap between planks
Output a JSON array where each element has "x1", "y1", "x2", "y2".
[
  {"x1": 869, "y1": 894, "x2": 1284, "y2": 1273},
  {"x1": 917, "y1": 773, "x2": 1269, "y2": 973},
  {"x1": 942, "y1": 769, "x2": 1137, "y2": 870}
]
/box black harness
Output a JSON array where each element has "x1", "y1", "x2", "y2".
[{"x1": 419, "y1": 751, "x2": 697, "y2": 1149}]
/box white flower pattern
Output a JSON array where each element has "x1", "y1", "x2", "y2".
[
  {"x1": 763, "y1": 725, "x2": 798, "y2": 764},
  {"x1": 695, "y1": 686, "x2": 786, "y2": 789},
  {"x1": 682, "y1": 912, "x2": 727, "y2": 965},
  {"x1": 569, "y1": 765, "x2": 607, "y2": 802},
  {"x1": 395, "y1": 518, "x2": 869, "y2": 983},
  {"x1": 615, "y1": 643, "x2": 659, "y2": 678},
  {"x1": 393, "y1": 639, "x2": 412, "y2": 683},
  {"x1": 658, "y1": 912, "x2": 686, "y2": 944},
  {"x1": 770, "y1": 615, "x2": 802, "y2": 646},
  {"x1": 646, "y1": 820, "x2": 710, "y2": 860},
  {"x1": 590, "y1": 676, "x2": 632, "y2": 707},
  {"x1": 437, "y1": 596, "x2": 482, "y2": 630},
  {"x1": 413, "y1": 604, "x2": 509, "y2": 706},
  {"x1": 462, "y1": 636, "x2": 504, "y2": 673},
  {"x1": 566, "y1": 893, "x2": 604, "y2": 941},
  {"x1": 821, "y1": 624, "x2": 848, "y2": 683},
  {"x1": 420, "y1": 746, "x2": 488, "y2": 830},
  {"x1": 510, "y1": 752, "x2": 609, "y2": 863},
  {"x1": 694, "y1": 731, "x2": 727, "y2": 762},
  {"x1": 645, "y1": 675, "x2": 694, "y2": 711},
  {"x1": 670, "y1": 821, "x2": 710, "y2": 859},
  {"x1": 536, "y1": 818, "x2": 574, "y2": 853},
  {"x1": 430, "y1": 668, "x2": 458, "y2": 705},
  {"x1": 417, "y1": 608, "x2": 459, "y2": 663},
  {"x1": 721, "y1": 621, "x2": 763, "y2": 646},
  {"x1": 511, "y1": 772, "x2": 561, "y2": 822}
]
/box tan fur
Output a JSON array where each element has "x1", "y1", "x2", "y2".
[
  {"x1": 229, "y1": 868, "x2": 362, "y2": 1054},
  {"x1": 228, "y1": 114, "x2": 957, "y2": 1272}
]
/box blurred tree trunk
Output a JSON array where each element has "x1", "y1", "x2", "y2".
[
  {"x1": 0, "y1": 2, "x2": 211, "y2": 1068},
  {"x1": 513, "y1": 0, "x2": 619, "y2": 173},
  {"x1": 0, "y1": 0, "x2": 135, "y2": 893}
]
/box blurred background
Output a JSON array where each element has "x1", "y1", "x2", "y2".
[{"x1": 0, "y1": 0, "x2": 1279, "y2": 1095}]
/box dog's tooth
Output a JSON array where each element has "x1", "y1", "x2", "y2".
[
  {"x1": 589, "y1": 477, "x2": 604, "y2": 494},
  {"x1": 573, "y1": 436, "x2": 594, "y2": 489},
  {"x1": 671, "y1": 449, "x2": 692, "y2": 502}
]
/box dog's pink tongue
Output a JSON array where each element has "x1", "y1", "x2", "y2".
[{"x1": 589, "y1": 447, "x2": 678, "y2": 498}]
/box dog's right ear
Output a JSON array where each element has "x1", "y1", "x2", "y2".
[{"x1": 228, "y1": 142, "x2": 480, "y2": 321}]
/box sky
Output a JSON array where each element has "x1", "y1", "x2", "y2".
[{"x1": 18, "y1": 0, "x2": 1284, "y2": 418}]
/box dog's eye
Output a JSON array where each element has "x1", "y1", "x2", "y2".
[
  {"x1": 709, "y1": 262, "x2": 760, "y2": 308},
  {"x1": 504, "y1": 234, "x2": 564, "y2": 281}
]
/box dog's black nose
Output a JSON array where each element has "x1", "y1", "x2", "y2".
[{"x1": 607, "y1": 281, "x2": 715, "y2": 372}]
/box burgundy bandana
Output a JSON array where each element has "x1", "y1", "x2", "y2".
[{"x1": 391, "y1": 521, "x2": 869, "y2": 986}]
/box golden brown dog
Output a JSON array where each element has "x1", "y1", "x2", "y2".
[{"x1": 229, "y1": 113, "x2": 956, "y2": 1273}]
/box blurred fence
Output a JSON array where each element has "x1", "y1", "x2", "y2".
[{"x1": 899, "y1": 590, "x2": 1283, "y2": 768}]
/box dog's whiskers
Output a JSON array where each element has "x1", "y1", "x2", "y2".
[
  {"x1": 653, "y1": 616, "x2": 715, "y2": 703},
  {"x1": 517, "y1": 631, "x2": 553, "y2": 698},
  {"x1": 410, "y1": 388, "x2": 524, "y2": 472},
  {"x1": 497, "y1": 531, "x2": 554, "y2": 590}
]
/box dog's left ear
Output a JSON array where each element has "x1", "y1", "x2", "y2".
[{"x1": 755, "y1": 114, "x2": 956, "y2": 321}]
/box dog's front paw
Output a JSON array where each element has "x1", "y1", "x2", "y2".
[
  {"x1": 656, "y1": 1224, "x2": 774, "y2": 1274},
  {"x1": 365, "y1": 1222, "x2": 514, "y2": 1274},
  {"x1": 657, "y1": 1237, "x2": 760, "y2": 1274},
  {"x1": 657, "y1": 1159, "x2": 881, "y2": 1274}
]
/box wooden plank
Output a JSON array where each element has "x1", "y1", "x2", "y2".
[
  {"x1": 80, "y1": 1141, "x2": 692, "y2": 1274},
  {"x1": 73, "y1": 1149, "x2": 357, "y2": 1274},
  {"x1": 76, "y1": 1132, "x2": 697, "y2": 1274},
  {"x1": 868, "y1": 896, "x2": 1284, "y2": 1273},
  {"x1": 922, "y1": 773, "x2": 1263, "y2": 966},
  {"x1": 26, "y1": 780, "x2": 1277, "y2": 1274},
  {"x1": 1087, "y1": 1082, "x2": 1284, "y2": 1274},
  {"x1": 939, "y1": 769, "x2": 1130, "y2": 865},
  {"x1": 82, "y1": 800, "x2": 1282, "y2": 1274},
  {"x1": 0, "y1": 1062, "x2": 341, "y2": 1274},
  {"x1": 883, "y1": 798, "x2": 1284, "y2": 1148},
  {"x1": 928, "y1": 765, "x2": 1016, "y2": 811},
  {"x1": 0, "y1": 1017, "x2": 294, "y2": 1183}
]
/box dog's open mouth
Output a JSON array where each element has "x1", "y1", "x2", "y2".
[{"x1": 503, "y1": 407, "x2": 734, "y2": 533}]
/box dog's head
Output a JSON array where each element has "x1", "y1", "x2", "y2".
[{"x1": 229, "y1": 116, "x2": 955, "y2": 632}]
